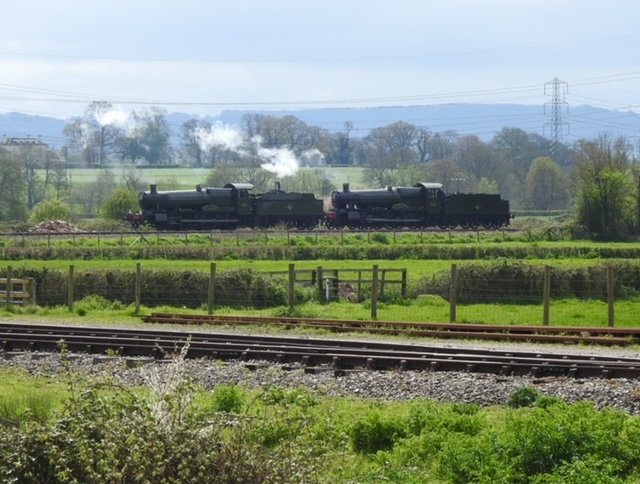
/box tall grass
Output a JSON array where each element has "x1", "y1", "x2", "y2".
[{"x1": 0, "y1": 369, "x2": 64, "y2": 424}]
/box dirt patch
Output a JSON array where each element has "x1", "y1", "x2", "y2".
[{"x1": 29, "y1": 220, "x2": 81, "y2": 234}]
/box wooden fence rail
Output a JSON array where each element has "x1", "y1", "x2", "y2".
[
  {"x1": 266, "y1": 266, "x2": 407, "y2": 303},
  {"x1": 1, "y1": 275, "x2": 36, "y2": 307}
]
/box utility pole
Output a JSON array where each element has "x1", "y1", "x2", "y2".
[{"x1": 543, "y1": 77, "x2": 569, "y2": 162}]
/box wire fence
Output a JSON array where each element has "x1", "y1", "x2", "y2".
[{"x1": 3, "y1": 262, "x2": 639, "y2": 328}]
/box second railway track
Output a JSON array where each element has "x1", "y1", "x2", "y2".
[{"x1": 142, "y1": 313, "x2": 640, "y2": 346}]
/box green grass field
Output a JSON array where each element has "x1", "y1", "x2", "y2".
[{"x1": 63, "y1": 165, "x2": 365, "y2": 189}]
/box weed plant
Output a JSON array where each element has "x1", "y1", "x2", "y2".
[{"x1": 1, "y1": 360, "x2": 640, "y2": 482}]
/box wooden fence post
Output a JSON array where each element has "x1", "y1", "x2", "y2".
[
  {"x1": 401, "y1": 269, "x2": 407, "y2": 298},
  {"x1": 208, "y1": 263, "x2": 216, "y2": 315},
  {"x1": 288, "y1": 263, "x2": 296, "y2": 309},
  {"x1": 5, "y1": 265, "x2": 12, "y2": 309},
  {"x1": 608, "y1": 266, "x2": 615, "y2": 327},
  {"x1": 449, "y1": 264, "x2": 457, "y2": 323},
  {"x1": 28, "y1": 278, "x2": 36, "y2": 306},
  {"x1": 68, "y1": 265, "x2": 75, "y2": 312},
  {"x1": 135, "y1": 263, "x2": 142, "y2": 315},
  {"x1": 371, "y1": 264, "x2": 379, "y2": 320},
  {"x1": 543, "y1": 265, "x2": 551, "y2": 326},
  {"x1": 316, "y1": 266, "x2": 324, "y2": 303}
]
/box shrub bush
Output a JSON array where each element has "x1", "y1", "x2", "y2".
[
  {"x1": 0, "y1": 347, "x2": 318, "y2": 483},
  {"x1": 507, "y1": 386, "x2": 542, "y2": 408},
  {"x1": 350, "y1": 410, "x2": 406, "y2": 454}
]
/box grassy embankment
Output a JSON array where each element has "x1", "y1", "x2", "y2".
[{"x1": 1, "y1": 353, "x2": 639, "y2": 482}]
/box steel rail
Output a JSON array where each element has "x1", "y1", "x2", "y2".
[
  {"x1": 142, "y1": 313, "x2": 640, "y2": 346},
  {"x1": 0, "y1": 227, "x2": 520, "y2": 239},
  {"x1": 2, "y1": 323, "x2": 640, "y2": 378}
]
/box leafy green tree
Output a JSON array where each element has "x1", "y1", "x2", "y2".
[
  {"x1": 453, "y1": 135, "x2": 503, "y2": 191},
  {"x1": 204, "y1": 162, "x2": 246, "y2": 188},
  {"x1": 71, "y1": 169, "x2": 118, "y2": 217},
  {"x1": 491, "y1": 128, "x2": 550, "y2": 185},
  {"x1": 395, "y1": 164, "x2": 428, "y2": 187},
  {"x1": 279, "y1": 169, "x2": 336, "y2": 198},
  {"x1": 573, "y1": 134, "x2": 635, "y2": 238},
  {"x1": 423, "y1": 159, "x2": 468, "y2": 193},
  {"x1": 366, "y1": 121, "x2": 421, "y2": 166},
  {"x1": 491, "y1": 129, "x2": 565, "y2": 208},
  {"x1": 126, "y1": 107, "x2": 171, "y2": 164},
  {"x1": 100, "y1": 187, "x2": 140, "y2": 220},
  {"x1": 327, "y1": 122, "x2": 355, "y2": 165},
  {"x1": 524, "y1": 157, "x2": 570, "y2": 210},
  {"x1": 424, "y1": 130, "x2": 458, "y2": 160},
  {"x1": 252, "y1": 115, "x2": 317, "y2": 154},
  {"x1": 0, "y1": 152, "x2": 27, "y2": 222},
  {"x1": 361, "y1": 122, "x2": 423, "y2": 187},
  {"x1": 477, "y1": 177, "x2": 499, "y2": 194},
  {"x1": 29, "y1": 199, "x2": 72, "y2": 224}
]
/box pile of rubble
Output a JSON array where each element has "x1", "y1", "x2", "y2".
[{"x1": 29, "y1": 220, "x2": 82, "y2": 234}]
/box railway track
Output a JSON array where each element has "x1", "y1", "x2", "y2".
[
  {"x1": 142, "y1": 313, "x2": 640, "y2": 346},
  {"x1": 2, "y1": 322, "x2": 640, "y2": 378},
  {"x1": 3, "y1": 227, "x2": 520, "y2": 239}
]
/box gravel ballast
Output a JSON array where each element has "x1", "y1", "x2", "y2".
[{"x1": 3, "y1": 342, "x2": 640, "y2": 414}]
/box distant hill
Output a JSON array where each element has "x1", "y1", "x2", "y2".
[
  {"x1": 1, "y1": 104, "x2": 638, "y2": 150},
  {"x1": 0, "y1": 113, "x2": 68, "y2": 148},
  {"x1": 215, "y1": 104, "x2": 640, "y2": 143}
]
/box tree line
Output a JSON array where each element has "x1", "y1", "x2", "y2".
[{"x1": 1, "y1": 100, "x2": 639, "y2": 239}]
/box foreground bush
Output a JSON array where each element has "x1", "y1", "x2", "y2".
[
  {"x1": 0, "y1": 347, "x2": 319, "y2": 483},
  {"x1": 2, "y1": 356, "x2": 640, "y2": 482}
]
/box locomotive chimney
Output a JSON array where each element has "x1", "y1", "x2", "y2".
[
  {"x1": 343, "y1": 183, "x2": 350, "y2": 192},
  {"x1": 276, "y1": 181, "x2": 281, "y2": 191},
  {"x1": 150, "y1": 184, "x2": 157, "y2": 194},
  {"x1": 196, "y1": 184, "x2": 202, "y2": 192}
]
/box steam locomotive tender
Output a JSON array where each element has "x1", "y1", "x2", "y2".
[
  {"x1": 325, "y1": 182, "x2": 511, "y2": 229},
  {"x1": 129, "y1": 183, "x2": 324, "y2": 230}
]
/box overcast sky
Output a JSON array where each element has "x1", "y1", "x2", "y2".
[{"x1": 1, "y1": 0, "x2": 638, "y2": 121}]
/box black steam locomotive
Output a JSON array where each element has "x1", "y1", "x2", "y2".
[
  {"x1": 126, "y1": 183, "x2": 323, "y2": 230},
  {"x1": 125, "y1": 182, "x2": 511, "y2": 231},
  {"x1": 326, "y1": 182, "x2": 511, "y2": 230}
]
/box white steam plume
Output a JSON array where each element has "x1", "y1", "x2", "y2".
[
  {"x1": 258, "y1": 147, "x2": 300, "y2": 178},
  {"x1": 95, "y1": 108, "x2": 131, "y2": 128},
  {"x1": 196, "y1": 122, "x2": 244, "y2": 152},
  {"x1": 192, "y1": 124, "x2": 326, "y2": 179}
]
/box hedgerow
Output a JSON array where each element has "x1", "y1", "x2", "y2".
[
  {"x1": 2, "y1": 260, "x2": 640, "y2": 308},
  {"x1": 3, "y1": 243, "x2": 640, "y2": 261}
]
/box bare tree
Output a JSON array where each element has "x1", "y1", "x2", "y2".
[
  {"x1": 63, "y1": 101, "x2": 125, "y2": 164},
  {"x1": 179, "y1": 119, "x2": 212, "y2": 167}
]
